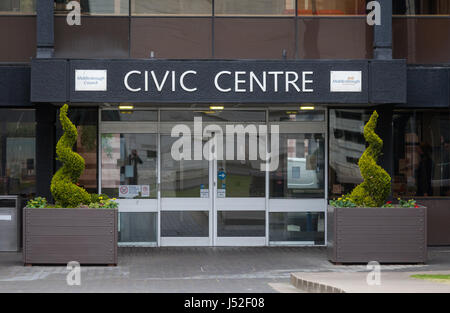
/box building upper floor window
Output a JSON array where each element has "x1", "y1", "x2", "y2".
[
  {"x1": 393, "y1": 0, "x2": 450, "y2": 15},
  {"x1": 0, "y1": 0, "x2": 35, "y2": 14},
  {"x1": 54, "y1": 0, "x2": 129, "y2": 16},
  {"x1": 132, "y1": 0, "x2": 212, "y2": 16},
  {"x1": 215, "y1": 0, "x2": 295, "y2": 16},
  {"x1": 296, "y1": 0, "x2": 367, "y2": 15}
]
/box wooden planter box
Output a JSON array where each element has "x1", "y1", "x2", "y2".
[
  {"x1": 327, "y1": 206, "x2": 427, "y2": 264},
  {"x1": 23, "y1": 207, "x2": 118, "y2": 265}
]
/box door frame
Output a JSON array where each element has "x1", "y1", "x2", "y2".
[{"x1": 98, "y1": 107, "x2": 328, "y2": 247}]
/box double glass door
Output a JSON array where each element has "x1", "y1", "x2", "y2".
[
  {"x1": 100, "y1": 109, "x2": 327, "y2": 247},
  {"x1": 160, "y1": 131, "x2": 266, "y2": 246}
]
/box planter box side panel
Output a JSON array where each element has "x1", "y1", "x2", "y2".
[
  {"x1": 326, "y1": 205, "x2": 337, "y2": 262},
  {"x1": 334, "y1": 207, "x2": 427, "y2": 263},
  {"x1": 24, "y1": 208, "x2": 117, "y2": 265}
]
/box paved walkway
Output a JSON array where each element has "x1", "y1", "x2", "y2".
[
  {"x1": 0, "y1": 247, "x2": 448, "y2": 293},
  {"x1": 291, "y1": 271, "x2": 450, "y2": 293}
]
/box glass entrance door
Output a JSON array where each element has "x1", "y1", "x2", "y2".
[
  {"x1": 100, "y1": 108, "x2": 327, "y2": 247},
  {"x1": 213, "y1": 130, "x2": 267, "y2": 246},
  {"x1": 160, "y1": 134, "x2": 213, "y2": 246}
]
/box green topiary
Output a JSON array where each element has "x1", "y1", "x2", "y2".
[
  {"x1": 50, "y1": 104, "x2": 91, "y2": 208},
  {"x1": 348, "y1": 111, "x2": 391, "y2": 207}
]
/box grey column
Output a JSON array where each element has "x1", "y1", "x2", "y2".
[
  {"x1": 36, "y1": 103, "x2": 56, "y2": 201},
  {"x1": 373, "y1": 0, "x2": 392, "y2": 60},
  {"x1": 36, "y1": 0, "x2": 54, "y2": 58}
]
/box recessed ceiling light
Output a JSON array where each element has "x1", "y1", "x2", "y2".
[
  {"x1": 209, "y1": 105, "x2": 224, "y2": 110},
  {"x1": 300, "y1": 106, "x2": 315, "y2": 110}
]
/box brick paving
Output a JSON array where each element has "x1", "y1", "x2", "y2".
[{"x1": 0, "y1": 247, "x2": 448, "y2": 293}]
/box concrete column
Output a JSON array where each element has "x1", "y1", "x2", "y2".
[
  {"x1": 36, "y1": 0, "x2": 54, "y2": 58},
  {"x1": 373, "y1": 0, "x2": 393, "y2": 60}
]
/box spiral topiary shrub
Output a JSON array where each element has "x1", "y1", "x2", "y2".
[
  {"x1": 348, "y1": 110, "x2": 391, "y2": 207},
  {"x1": 50, "y1": 104, "x2": 91, "y2": 208}
]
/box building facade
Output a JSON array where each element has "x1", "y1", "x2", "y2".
[{"x1": 0, "y1": 0, "x2": 449, "y2": 247}]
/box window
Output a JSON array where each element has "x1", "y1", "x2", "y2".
[
  {"x1": 269, "y1": 110, "x2": 325, "y2": 122},
  {"x1": 101, "y1": 110, "x2": 158, "y2": 122},
  {"x1": 132, "y1": 0, "x2": 212, "y2": 16},
  {"x1": 55, "y1": 0, "x2": 129, "y2": 15},
  {"x1": 101, "y1": 133, "x2": 158, "y2": 199},
  {"x1": 393, "y1": 0, "x2": 450, "y2": 15},
  {"x1": 0, "y1": 0, "x2": 35, "y2": 14},
  {"x1": 329, "y1": 109, "x2": 372, "y2": 198},
  {"x1": 393, "y1": 110, "x2": 450, "y2": 198},
  {"x1": 217, "y1": 211, "x2": 265, "y2": 237},
  {"x1": 0, "y1": 109, "x2": 36, "y2": 202},
  {"x1": 119, "y1": 212, "x2": 157, "y2": 244},
  {"x1": 270, "y1": 133, "x2": 325, "y2": 198},
  {"x1": 215, "y1": 0, "x2": 295, "y2": 16},
  {"x1": 269, "y1": 212, "x2": 324, "y2": 244},
  {"x1": 297, "y1": 0, "x2": 367, "y2": 15}
]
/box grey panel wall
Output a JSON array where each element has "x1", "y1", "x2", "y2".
[
  {"x1": 0, "y1": 66, "x2": 32, "y2": 107},
  {"x1": 403, "y1": 67, "x2": 450, "y2": 108}
]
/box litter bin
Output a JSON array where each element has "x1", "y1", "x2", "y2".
[{"x1": 0, "y1": 196, "x2": 20, "y2": 252}]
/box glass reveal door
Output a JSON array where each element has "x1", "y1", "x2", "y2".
[
  {"x1": 160, "y1": 135, "x2": 213, "y2": 246},
  {"x1": 214, "y1": 131, "x2": 266, "y2": 246}
]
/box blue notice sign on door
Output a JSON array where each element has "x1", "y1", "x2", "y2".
[{"x1": 218, "y1": 171, "x2": 226, "y2": 180}]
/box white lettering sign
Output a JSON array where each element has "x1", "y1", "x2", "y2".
[
  {"x1": 75, "y1": 70, "x2": 107, "y2": 91},
  {"x1": 330, "y1": 71, "x2": 362, "y2": 92}
]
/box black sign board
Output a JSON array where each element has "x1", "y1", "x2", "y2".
[{"x1": 31, "y1": 59, "x2": 407, "y2": 104}]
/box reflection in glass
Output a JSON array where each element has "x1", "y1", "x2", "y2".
[
  {"x1": 101, "y1": 133, "x2": 157, "y2": 199},
  {"x1": 160, "y1": 110, "x2": 265, "y2": 122},
  {"x1": 217, "y1": 211, "x2": 265, "y2": 237},
  {"x1": 297, "y1": 0, "x2": 366, "y2": 15},
  {"x1": 132, "y1": 0, "x2": 212, "y2": 15},
  {"x1": 0, "y1": 0, "x2": 36, "y2": 14},
  {"x1": 328, "y1": 109, "x2": 371, "y2": 198},
  {"x1": 217, "y1": 134, "x2": 265, "y2": 198},
  {"x1": 161, "y1": 211, "x2": 209, "y2": 237},
  {"x1": 101, "y1": 110, "x2": 157, "y2": 122},
  {"x1": 0, "y1": 109, "x2": 36, "y2": 201},
  {"x1": 270, "y1": 133, "x2": 325, "y2": 198},
  {"x1": 119, "y1": 212, "x2": 157, "y2": 243},
  {"x1": 393, "y1": 1, "x2": 450, "y2": 15},
  {"x1": 393, "y1": 110, "x2": 450, "y2": 198},
  {"x1": 269, "y1": 110, "x2": 325, "y2": 122},
  {"x1": 215, "y1": 0, "x2": 295, "y2": 16},
  {"x1": 55, "y1": 0, "x2": 129, "y2": 15},
  {"x1": 269, "y1": 212, "x2": 324, "y2": 244},
  {"x1": 161, "y1": 135, "x2": 209, "y2": 197}
]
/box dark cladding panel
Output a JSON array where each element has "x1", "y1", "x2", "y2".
[
  {"x1": 54, "y1": 17, "x2": 129, "y2": 59},
  {"x1": 130, "y1": 18, "x2": 212, "y2": 59},
  {"x1": 0, "y1": 66, "x2": 32, "y2": 106},
  {"x1": 369, "y1": 60, "x2": 407, "y2": 104},
  {"x1": 405, "y1": 68, "x2": 450, "y2": 108},
  {"x1": 298, "y1": 17, "x2": 373, "y2": 59},
  {"x1": 214, "y1": 18, "x2": 295, "y2": 59},
  {"x1": 31, "y1": 59, "x2": 68, "y2": 102},
  {"x1": 0, "y1": 17, "x2": 36, "y2": 62}
]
